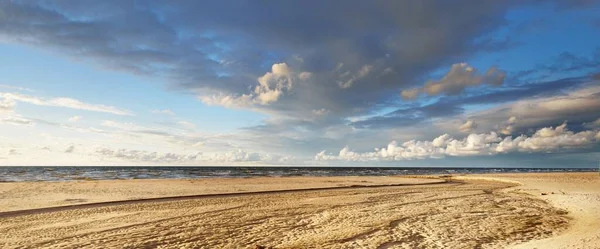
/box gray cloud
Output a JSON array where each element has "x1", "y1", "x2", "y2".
[
  {"x1": 0, "y1": 1, "x2": 522, "y2": 121},
  {"x1": 64, "y1": 145, "x2": 75, "y2": 153},
  {"x1": 459, "y1": 120, "x2": 478, "y2": 133},
  {"x1": 443, "y1": 84, "x2": 600, "y2": 136},
  {"x1": 401, "y1": 63, "x2": 506, "y2": 100},
  {"x1": 2, "y1": 1, "x2": 598, "y2": 165},
  {"x1": 354, "y1": 75, "x2": 591, "y2": 130}
]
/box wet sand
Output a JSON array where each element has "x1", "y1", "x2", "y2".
[{"x1": 0, "y1": 173, "x2": 596, "y2": 248}]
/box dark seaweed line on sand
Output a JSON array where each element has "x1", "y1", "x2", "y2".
[{"x1": 0, "y1": 180, "x2": 455, "y2": 219}]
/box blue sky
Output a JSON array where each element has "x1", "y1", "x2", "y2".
[{"x1": 0, "y1": 0, "x2": 599, "y2": 166}]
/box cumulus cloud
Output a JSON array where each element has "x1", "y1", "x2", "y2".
[
  {"x1": 254, "y1": 63, "x2": 294, "y2": 105},
  {"x1": 211, "y1": 149, "x2": 262, "y2": 162},
  {"x1": 0, "y1": 92, "x2": 132, "y2": 115},
  {"x1": 316, "y1": 123, "x2": 600, "y2": 161},
  {"x1": 401, "y1": 63, "x2": 506, "y2": 100},
  {"x1": 336, "y1": 64, "x2": 373, "y2": 89},
  {"x1": 93, "y1": 147, "x2": 293, "y2": 165},
  {"x1": 312, "y1": 108, "x2": 330, "y2": 116},
  {"x1": 400, "y1": 88, "x2": 420, "y2": 100},
  {"x1": 68, "y1": 116, "x2": 82, "y2": 122},
  {"x1": 459, "y1": 120, "x2": 477, "y2": 132},
  {"x1": 201, "y1": 63, "x2": 312, "y2": 107},
  {"x1": 583, "y1": 118, "x2": 600, "y2": 128},
  {"x1": 498, "y1": 116, "x2": 517, "y2": 135},
  {"x1": 211, "y1": 149, "x2": 295, "y2": 164},
  {"x1": 200, "y1": 94, "x2": 255, "y2": 109},
  {"x1": 96, "y1": 147, "x2": 202, "y2": 163},
  {"x1": 495, "y1": 123, "x2": 598, "y2": 153},
  {"x1": 0, "y1": 97, "x2": 15, "y2": 113}
]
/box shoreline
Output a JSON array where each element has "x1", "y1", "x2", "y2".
[
  {"x1": 1, "y1": 166, "x2": 596, "y2": 183},
  {"x1": 0, "y1": 173, "x2": 597, "y2": 248}
]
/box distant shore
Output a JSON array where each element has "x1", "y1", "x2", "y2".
[{"x1": 1, "y1": 173, "x2": 598, "y2": 248}]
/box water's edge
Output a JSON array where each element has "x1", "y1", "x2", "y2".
[{"x1": 0, "y1": 166, "x2": 595, "y2": 182}]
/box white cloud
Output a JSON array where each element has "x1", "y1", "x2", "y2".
[
  {"x1": 459, "y1": 120, "x2": 477, "y2": 132},
  {"x1": 152, "y1": 109, "x2": 175, "y2": 116},
  {"x1": 0, "y1": 92, "x2": 133, "y2": 115},
  {"x1": 496, "y1": 116, "x2": 518, "y2": 135},
  {"x1": 336, "y1": 64, "x2": 373, "y2": 89},
  {"x1": 0, "y1": 97, "x2": 16, "y2": 113},
  {"x1": 584, "y1": 118, "x2": 600, "y2": 128},
  {"x1": 68, "y1": 116, "x2": 82, "y2": 122},
  {"x1": 254, "y1": 63, "x2": 295, "y2": 105},
  {"x1": 200, "y1": 93, "x2": 255, "y2": 108},
  {"x1": 0, "y1": 115, "x2": 34, "y2": 126},
  {"x1": 499, "y1": 125, "x2": 514, "y2": 135},
  {"x1": 0, "y1": 84, "x2": 33, "y2": 92},
  {"x1": 401, "y1": 63, "x2": 505, "y2": 100},
  {"x1": 400, "y1": 88, "x2": 420, "y2": 100},
  {"x1": 312, "y1": 108, "x2": 330, "y2": 116},
  {"x1": 211, "y1": 149, "x2": 295, "y2": 164},
  {"x1": 298, "y1": 72, "x2": 313, "y2": 81},
  {"x1": 316, "y1": 123, "x2": 600, "y2": 161},
  {"x1": 95, "y1": 147, "x2": 202, "y2": 163},
  {"x1": 211, "y1": 149, "x2": 262, "y2": 162},
  {"x1": 200, "y1": 63, "x2": 312, "y2": 107}
]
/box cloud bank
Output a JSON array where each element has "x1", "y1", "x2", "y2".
[{"x1": 316, "y1": 123, "x2": 600, "y2": 161}]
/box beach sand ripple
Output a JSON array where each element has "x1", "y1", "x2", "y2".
[{"x1": 0, "y1": 177, "x2": 571, "y2": 249}]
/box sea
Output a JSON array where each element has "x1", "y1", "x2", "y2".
[{"x1": 0, "y1": 166, "x2": 595, "y2": 182}]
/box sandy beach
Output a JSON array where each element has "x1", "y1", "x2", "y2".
[{"x1": 0, "y1": 173, "x2": 598, "y2": 248}]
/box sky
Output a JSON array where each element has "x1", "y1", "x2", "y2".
[{"x1": 0, "y1": 0, "x2": 599, "y2": 167}]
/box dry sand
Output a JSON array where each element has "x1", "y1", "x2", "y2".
[
  {"x1": 0, "y1": 173, "x2": 597, "y2": 248},
  {"x1": 456, "y1": 173, "x2": 600, "y2": 249},
  {"x1": 0, "y1": 176, "x2": 439, "y2": 213}
]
